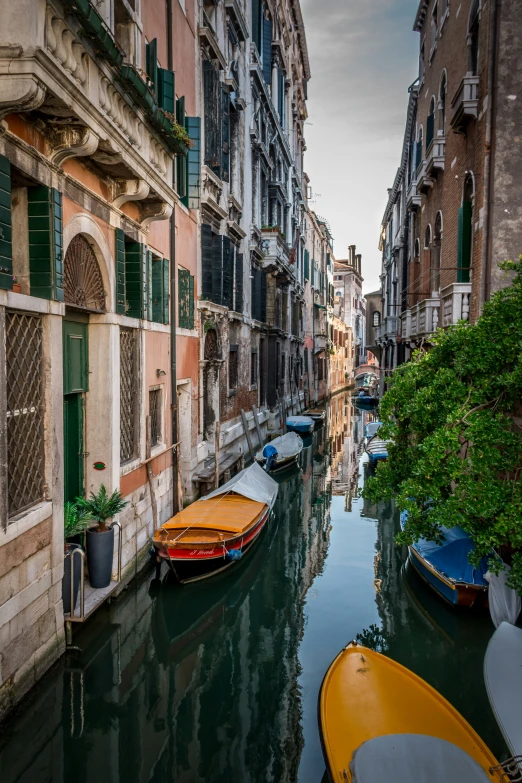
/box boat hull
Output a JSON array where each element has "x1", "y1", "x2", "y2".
[
  {"x1": 286, "y1": 423, "x2": 314, "y2": 434},
  {"x1": 154, "y1": 506, "x2": 271, "y2": 584},
  {"x1": 319, "y1": 642, "x2": 500, "y2": 783},
  {"x1": 255, "y1": 454, "x2": 300, "y2": 474},
  {"x1": 408, "y1": 545, "x2": 488, "y2": 609}
]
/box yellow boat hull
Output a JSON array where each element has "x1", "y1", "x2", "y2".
[{"x1": 319, "y1": 642, "x2": 502, "y2": 783}]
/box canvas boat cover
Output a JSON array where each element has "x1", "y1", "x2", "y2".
[
  {"x1": 255, "y1": 432, "x2": 303, "y2": 462},
  {"x1": 366, "y1": 438, "x2": 389, "y2": 456},
  {"x1": 401, "y1": 513, "x2": 489, "y2": 586},
  {"x1": 484, "y1": 621, "x2": 522, "y2": 758},
  {"x1": 484, "y1": 564, "x2": 522, "y2": 627},
  {"x1": 158, "y1": 494, "x2": 267, "y2": 535},
  {"x1": 287, "y1": 416, "x2": 314, "y2": 426},
  {"x1": 205, "y1": 462, "x2": 278, "y2": 509},
  {"x1": 351, "y1": 735, "x2": 491, "y2": 783}
]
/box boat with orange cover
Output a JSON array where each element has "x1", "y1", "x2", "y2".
[
  {"x1": 319, "y1": 641, "x2": 506, "y2": 782},
  {"x1": 152, "y1": 463, "x2": 278, "y2": 584}
]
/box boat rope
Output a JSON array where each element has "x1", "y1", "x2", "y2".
[{"x1": 489, "y1": 756, "x2": 522, "y2": 781}]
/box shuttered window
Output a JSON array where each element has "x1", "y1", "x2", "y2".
[
  {"x1": 27, "y1": 186, "x2": 64, "y2": 301},
  {"x1": 0, "y1": 154, "x2": 13, "y2": 290},
  {"x1": 158, "y1": 68, "x2": 175, "y2": 113},
  {"x1": 145, "y1": 38, "x2": 158, "y2": 94},
  {"x1": 304, "y1": 249, "x2": 310, "y2": 281},
  {"x1": 235, "y1": 252, "x2": 244, "y2": 313},
  {"x1": 178, "y1": 267, "x2": 195, "y2": 329},
  {"x1": 457, "y1": 202, "x2": 472, "y2": 283},
  {"x1": 151, "y1": 255, "x2": 169, "y2": 324},
  {"x1": 115, "y1": 228, "x2": 126, "y2": 314},
  {"x1": 262, "y1": 17, "x2": 272, "y2": 84},
  {"x1": 125, "y1": 242, "x2": 147, "y2": 319},
  {"x1": 229, "y1": 345, "x2": 238, "y2": 390},
  {"x1": 221, "y1": 87, "x2": 230, "y2": 183},
  {"x1": 184, "y1": 116, "x2": 201, "y2": 209},
  {"x1": 203, "y1": 60, "x2": 220, "y2": 171},
  {"x1": 252, "y1": 0, "x2": 262, "y2": 51},
  {"x1": 278, "y1": 67, "x2": 285, "y2": 126},
  {"x1": 251, "y1": 266, "x2": 267, "y2": 322}
]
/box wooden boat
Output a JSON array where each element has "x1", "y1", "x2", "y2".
[
  {"x1": 319, "y1": 641, "x2": 504, "y2": 783},
  {"x1": 254, "y1": 431, "x2": 303, "y2": 473},
  {"x1": 354, "y1": 393, "x2": 378, "y2": 408},
  {"x1": 364, "y1": 436, "x2": 389, "y2": 466},
  {"x1": 305, "y1": 407, "x2": 326, "y2": 424},
  {"x1": 152, "y1": 463, "x2": 278, "y2": 584},
  {"x1": 401, "y1": 511, "x2": 489, "y2": 609},
  {"x1": 286, "y1": 415, "x2": 314, "y2": 435},
  {"x1": 484, "y1": 622, "x2": 522, "y2": 766}
]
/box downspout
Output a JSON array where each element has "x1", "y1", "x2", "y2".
[
  {"x1": 167, "y1": 0, "x2": 180, "y2": 514},
  {"x1": 480, "y1": 0, "x2": 500, "y2": 310}
]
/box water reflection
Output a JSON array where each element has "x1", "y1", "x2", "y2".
[{"x1": 0, "y1": 395, "x2": 506, "y2": 783}]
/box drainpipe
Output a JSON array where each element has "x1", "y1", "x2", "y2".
[
  {"x1": 480, "y1": 0, "x2": 500, "y2": 311},
  {"x1": 167, "y1": 0, "x2": 180, "y2": 514}
]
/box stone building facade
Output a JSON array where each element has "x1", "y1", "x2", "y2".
[
  {"x1": 333, "y1": 247, "x2": 365, "y2": 370},
  {"x1": 377, "y1": 0, "x2": 522, "y2": 383}
]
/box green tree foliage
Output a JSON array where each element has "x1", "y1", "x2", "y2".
[{"x1": 364, "y1": 258, "x2": 522, "y2": 594}]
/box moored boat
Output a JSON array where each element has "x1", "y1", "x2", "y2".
[
  {"x1": 401, "y1": 511, "x2": 489, "y2": 608},
  {"x1": 286, "y1": 415, "x2": 315, "y2": 435},
  {"x1": 364, "y1": 436, "x2": 389, "y2": 466},
  {"x1": 354, "y1": 392, "x2": 378, "y2": 408},
  {"x1": 364, "y1": 420, "x2": 382, "y2": 440},
  {"x1": 484, "y1": 622, "x2": 522, "y2": 765},
  {"x1": 255, "y1": 431, "x2": 303, "y2": 473},
  {"x1": 319, "y1": 641, "x2": 503, "y2": 782},
  {"x1": 152, "y1": 463, "x2": 278, "y2": 584},
  {"x1": 305, "y1": 407, "x2": 326, "y2": 424}
]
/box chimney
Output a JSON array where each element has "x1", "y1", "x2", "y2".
[
  {"x1": 356, "y1": 254, "x2": 362, "y2": 274},
  {"x1": 349, "y1": 245, "x2": 356, "y2": 266}
]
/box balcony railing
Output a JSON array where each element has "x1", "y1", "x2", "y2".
[
  {"x1": 441, "y1": 282, "x2": 471, "y2": 327},
  {"x1": 451, "y1": 75, "x2": 479, "y2": 134},
  {"x1": 401, "y1": 309, "x2": 411, "y2": 340},
  {"x1": 417, "y1": 160, "x2": 435, "y2": 194},
  {"x1": 409, "y1": 298, "x2": 440, "y2": 340},
  {"x1": 425, "y1": 136, "x2": 445, "y2": 175},
  {"x1": 406, "y1": 177, "x2": 422, "y2": 211}
]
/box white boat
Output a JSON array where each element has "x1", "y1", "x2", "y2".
[
  {"x1": 255, "y1": 432, "x2": 303, "y2": 473},
  {"x1": 365, "y1": 437, "x2": 389, "y2": 466},
  {"x1": 484, "y1": 621, "x2": 522, "y2": 766}
]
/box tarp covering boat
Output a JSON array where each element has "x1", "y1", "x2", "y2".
[
  {"x1": 484, "y1": 621, "x2": 522, "y2": 759},
  {"x1": 286, "y1": 416, "x2": 314, "y2": 432},
  {"x1": 204, "y1": 462, "x2": 278, "y2": 508},
  {"x1": 350, "y1": 735, "x2": 491, "y2": 783},
  {"x1": 159, "y1": 495, "x2": 267, "y2": 535},
  {"x1": 365, "y1": 438, "x2": 389, "y2": 461},
  {"x1": 407, "y1": 523, "x2": 489, "y2": 586},
  {"x1": 255, "y1": 432, "x2": 303, "y2": 463}
]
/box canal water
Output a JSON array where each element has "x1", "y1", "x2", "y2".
[{"x1": 0, "y1": 395, "x2": 506, "y2": 783}]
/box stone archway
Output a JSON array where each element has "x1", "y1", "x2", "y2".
[{"x1": 64, "y1": 234, "x2": 106, "y2": 312}]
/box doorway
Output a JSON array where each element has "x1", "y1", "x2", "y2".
[{"x1": 63, "y1": 319, "x2": 88, "y2": 502}]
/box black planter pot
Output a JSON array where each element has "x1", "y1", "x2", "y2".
[
  {"x1": 63, "y1": 543, "x2": 83, "y2": 614},
  {"x1": 86, "y1": 526, "x2": 115, "y2": 588}
]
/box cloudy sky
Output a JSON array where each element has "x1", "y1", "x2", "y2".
[{"x1": 300, "y1": 0, "x2": 420, "y2": 293}]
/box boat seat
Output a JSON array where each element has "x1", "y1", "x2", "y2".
[{"x1": 350, "y1": 734, "x2": 492, "y2": 783}]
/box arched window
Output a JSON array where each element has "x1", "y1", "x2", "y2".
[
  {"x1": 414, "y1": 238, "x2": 421, "y2": 260},
  {"x1": 424, "y1": 224, "x2": 432, "y2": 249},
  {"x1": 468, "y1": 0, "x2": 480, "y2": 75},
  {"x1": 64, "y1": 235, "x2": 106, "y2": 312},
  {"x1": 415, "y1": 127, "x2": 423, "y2": 173},
  {"x1": 372, "y1": 311, "x2": 381, "y2": 327},
  {"x1": 427, "y1": 98, "x2": 436, "y2": 150},
  {"x1": 458, "y1": 174, "x2": 474, "y2": 283},
  {"x1": 432, "y1": 212, "x2": 443, "y2": 293},
  {"x1": 439, "y1": 71, "x2": 447, "y2": 134}
]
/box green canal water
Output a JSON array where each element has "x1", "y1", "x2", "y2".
[{"x1": 0, "y1": 397, "x2": 506, "y2": 782}]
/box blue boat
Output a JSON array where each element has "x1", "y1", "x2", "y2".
[
  {"x1": 286, "y1": 416, "x2": 315, "y2": 435},
  {"x1": 400, "y1": 511, "x2": 489, "y2": 609},
  {"x1": 364, "y1": 421, "x2": 382, "y2": 440},
  {"x1": 365, "y1": 437, "x2": 388, "y2": 466}
]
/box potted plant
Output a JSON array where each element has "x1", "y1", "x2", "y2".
[
  {"x1": 12, "y1": 276, "x2": 21, "y2": 293},
  {"x1": 62, "y1": 502, "x2": 94, "y2": 614},
  {"x1": 77, "y1": 485, "x2": 128, "y2": 589}
]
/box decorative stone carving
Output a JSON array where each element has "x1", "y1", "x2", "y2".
[
  {"x1": 0, "y1": 44, "x2": 46, "y2": 119},
  {"x1": 49, "y1": 125, "x2": 99, "y2": 166},
  {"x1": 149, "y1": 138, "x2": 169, "y2": 176},
  {"x1": 99, "y1": 75, "x2": 141, "y2": 147},
  {"x1": 112, "y1": 179, "x2": 150, "y2": 209},
  {"x1": 140, "y1": 200, "x2": 173, "y2": 228},
  {"x1": 45, "y1": 7, "x2": 88, "y2": 85}
]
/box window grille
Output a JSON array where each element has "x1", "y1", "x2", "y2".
[
  {"x1": 6, "y1": 312, "x2": 44, "y2": 517},
  {"x1": 229, "y1": 345, "x2": 238, "y2": 390},
  {"x1": 251, "y1": 351, "x2": 258, "y2": 386},
  {"x1": 120, "y1": 328, "x2": 139, "y2": 464},
  {"x1": 149, "y1": 388, "x2": 162, "y2": 447}
]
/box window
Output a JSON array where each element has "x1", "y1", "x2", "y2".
[
  {"x1": 468, "y1": 0, "x2": 480, "y2": 75},
  {"x1": 458, "y1": 175, "x2": 474, "y2": 283},
  {"x1": 439, "y1": 72, "x2": 447, "y2": 134},
  {"x1": 424, "y1": 225, "x2": 432, "y2": 249},
  {"x1": 120, "y1": 328, "x2": 139, "y2": 464},
  {"x1": 229, "y1": 345, "x2": 238, "y2": 390},
  {"x1": 427, "y1": 98, "x2": 436, "y2": 150},
  {"x1": 203, "y1": 61, "x2": 230, "y2": 182},
  {"x1": 251, "y1": 350, "x2": 258, "y2": 386},
  {"x1": 149, "y1": 388, "x2": 162, "y2": 448},
  {"x1": 150, "y1": 254, "x2": 169, "y2": 324},
  {"x1": 5, "y1": 312, "x2": 44, "y2": 518},
  {"x1": 251, "y1": 266, "x2": 267, "y2": 322},
  {"x1": 372, "y1": 311, "x2": 381, "y2": 327},
  {"x1": 414, "y1": 238, "x2": 421, "y2": 260},
  {"x1": 432, "y1": 212, "x2": 443, "y2": 293},
  {"x1": 178, "y1": 267, "x2": 194, "y2": 329},
  {"x1": 419, "y1": 40, "x2": 426, "y2": 83},
  {"x1": 431, "y1": 1, "x2": 438, "y2": 51},
  {"x1": 416, "y1": 127, "x2": 423, "y2": 172}
]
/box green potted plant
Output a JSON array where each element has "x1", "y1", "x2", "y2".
[
  {"x1": 77, "y1": 486, "x2": 128, "y2": 589},
  {"x1": 62, "y1": 502, "x2": 94, "y2": 614}
]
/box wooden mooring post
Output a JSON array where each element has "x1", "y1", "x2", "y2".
[
  {"x1": 240, "y1": 409, "x2": 255, "y2": 460},
  {"x1": 214, "y1": 421, "x2": 220, "y2": 489}
]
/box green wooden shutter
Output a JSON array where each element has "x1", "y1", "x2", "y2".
[
  {"x1": 304, "y1": 249, "x2": 309, "y2": 280},
  {"x1": 163, "y1": 258, "x2": 170, "y2": 325},
  {"x1": 235, "y1": 252, "x2": 243, "y2": 313},
  {"x1": 176, "y1": 95, "x2": 185, "y2": 126},
  {"x1": 0, "y1": 154, "x2": 12, "y2": 290},
  {"x1": 115, "y1": 228, "x2": 126, "y2": 314},
  {"x1": 201, "y1": 224, "x2": 213, "y2": 300},
  {"x1": 203, "y1": 61, "x2": 219, "y2": 169},
  {"x1": 27, "y1": 186, "x2": 64, "y2": 301},
  {"x1": 178, "y1": 267, "x2": 189, "y2": 328},
  {"x1": 125, "y1": 242, "x2": 147, "y2": 319},
  {"x1": 183, "y1": 116, "x2": 201, "y2": 210},
  {"x1": 221, "y1": 87, "x2": 230, "y2": 182},
  {"x1": 211, "y1": 233, "x2": 223, "y2": 305},
  {"x1": 158, "y1": 68, "x2": 175, "y2": 113},
  {"x1": 260, "y1": 269, "x2": 267, "y2": 322},
  {"x1": 222, "y1": 237, "x2": 233, "y2": 309},
  {"x1": 151, "y1": 255, "x2": 163, "y2": 323},
  {"x1": 146, "y1": 38, "x2": 158, "y2": 94},
  {"x1": 63, "y1": 320, "x2": 88, "y2": 394},
  {"x1": 147, "y1": 250, "x2": 153, "y2": 320},
  {"x1": 262, "y1": 17, "x2": 272, "y2": 84},
  {"x1": 188, "y1": 273, "x2": 194, "y2": 328},
  {"x1": 457, "y1": 202, "x2": 472, "y2": 283}
]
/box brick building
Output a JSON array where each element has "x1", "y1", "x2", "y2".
[{"x1": 377, "y1": 0, "x2": 522, "y2": 381}]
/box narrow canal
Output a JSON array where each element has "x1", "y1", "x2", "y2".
[{"x1": 0, "y1": 395, "x2": 506, "y2": 783}]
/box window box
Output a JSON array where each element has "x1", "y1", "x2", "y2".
[
  {"x1": 65, "y1": 0, "x2": 125, "y2": 67},
  {"x1": 120, "y1": 64, "x2": 156, "y2": 113},
  {"x1": 152, "y1": 109, "x2": 188, "y2": 156}
]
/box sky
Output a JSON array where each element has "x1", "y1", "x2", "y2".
[{"x1": 300, "y1": 0, "x2": 420, "y2": 294}]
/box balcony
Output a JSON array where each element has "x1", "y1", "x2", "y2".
[
  {"x1": 314, "y1": 334, "x2": 327, "y2": 352},
  {"x1": 415, "y1": 297, "x2": 440, "y2": 337},
  {"x1": 417, "y1": 160, "x2": 435, "y2": 194},
  {"x1": 406, "y1": 178, "x2": 422, "y2": 211},
  {"x1": 441, "y1": 282, "x2": 471, "y2": 326},
  {"x1": 425, "y1": 136, "x2": 445, "y2": 176},
  {"x1": 224, "y1": 0, "x2": 249, "y2": 42},
  {"x1": 451, "y1": 75, "x2": 479, "y2": 134},
  {"x1": 260, "y1": 229, "x2": 294, "y2": 283},
  {"x1": 401, "y1": 309, "x2": 412, "y2": 340},
  {"x1": 0, "y1": 1, "x2": 178, "y2": 222}
]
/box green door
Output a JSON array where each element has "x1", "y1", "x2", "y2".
[{"x1": 63, "y1": 320, "x2": 88, "y2": 502}]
